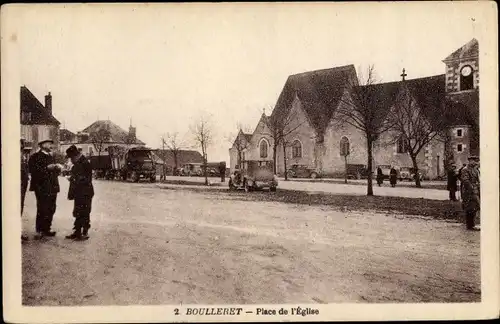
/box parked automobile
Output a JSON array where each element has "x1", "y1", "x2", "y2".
[
  {"x1": 229, "y1": 160, "x2": 278, "y2": 192},
  {"x1": 181, "y1": 163, "x2": 203, "y2": 176},
  {"x1": 286, "y1": 164, "x2": 321, "y2": 179},
  {"x1": 399, "y1": 167, "x2": 423, "y2": 182},
  {"x1": 399, "y1": 167, "x2": 412, "y2": 181},
  {"x1": 346, "y1": 164, "x2": 369, "y2": 179}
]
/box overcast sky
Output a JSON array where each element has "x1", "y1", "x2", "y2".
[{"x1": 9, "y1": 2, "x2": 482, "y2": 163}]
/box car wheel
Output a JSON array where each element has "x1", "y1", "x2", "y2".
[
  {"x1": 270, "y1": 186, "x2": 277, "y2": 192},
  {"x1": 310, "y1": 172, "x2": 318, "y2": 179},
  {"x1": 132, "y1": 171, "x2": 139, "y2": 183}
]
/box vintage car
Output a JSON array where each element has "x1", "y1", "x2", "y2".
[
  {"x1": 399, "y1": 167, "x2": 423, "y2": 182},
  {"x1": 229, "y1": 160, "x2": 278, "y2": 192},
  {"x1": 181, "y1": 163, "x2": 203, "y2": 176},
  {"x1": 346, "y1": 164, "x2": 369, "y2": 179},
  {"x1": 286, "y1": 164, "x2": 321, "y2": 179}
]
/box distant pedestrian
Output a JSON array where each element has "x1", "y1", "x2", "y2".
[
  {"x1": 219, "y1": 162, "x2": 226, "y2": 183},
  {"x1": 447, "y1": 164, "x2": 459, "y2": 201},
  {"x1": 65, "y1": 145, "x2": 94, "y2": 241},
  {"x1": 461, "y1": 156, "x2": 480, "y2": 231},
  {"x1": 28, "y1": 138, "x2": 63, "y2": 239},
  {"x1": 21, "y1": 139, "x2": 30, "y2": 241},
  {"x1": 389, "y1": 166, "x2": 398, "y2": 187},
  {"x1": 376, "y1": 167, "x2": 384, "y2": 186}
]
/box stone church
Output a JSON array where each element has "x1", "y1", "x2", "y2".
[{"x1": 229, "y1": 39, "x2": 479, "y2": 179}]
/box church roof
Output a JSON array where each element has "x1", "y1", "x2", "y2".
[
  {"x1": 443, "y1": 38, "x2": 478, "y2": 62},
  {"x1": 271, "y1": 64, "x2": 357, "y2": 136},
  {"x1": 81, "y1": 120, "x2": 145, "y2": 145},
  {"x1": 232, "y1": 129, "x2": 252, "y2": 147},
  {"x1": 155, "y1": 149, "x2": 204, "y2": 166}
]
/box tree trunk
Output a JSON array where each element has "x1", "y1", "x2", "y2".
[
  {"x1": 366, "y1": 138, "x2": 374, "y2": 196},
  {"x1": 283, "y1": 143, "x2": 288, "y2": 181},
  {"x1": 411, "y1": 155, "x2": 422, "y2": 188},
  {"x1": 173, "y1": 151, "x2": 179, "y2": 176},
  {"x1": 344, "y1": 155, "x2": 348, "y2": 184},
  {"x1": 202, "y1": 145, "x2": 208, "y2": 186},
  {"x1": 272, "y1": 144, "x2": 278, "y2": 174}
]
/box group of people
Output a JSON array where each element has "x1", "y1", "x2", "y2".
[
  {"x1": 21, "y1": 138, "x2": 95, "y2": 241},
  {"x1": 376, "y1": 166, "x2": 399, "y2": 187},
  {"x1": 447, "y1": 155, "x2": 481, "y2": 231}
]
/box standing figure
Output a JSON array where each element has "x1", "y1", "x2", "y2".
[
  {"x1": 28, "y1": 139, "x2": 62, "y2": 239},
  {"x1": 65, "y1": 145, "x2": 94, "y2": 240},
  {"x1": 461, "y1": 156, "x2": 480, "y2": 231},
  {"x1": 447, "y1": 164, "x2": 459, "y2": 201},
  {"x1": 219, "y1": 162, "x2": 226, "y2": 183},
  {"x1": 376, "y1": 167, "x2": 384, "y2": 187},
  {"x1": 389, "y1": 166, "x2": 398, "y2": 187},
  {"x1": 21, "y1": 139, "x2": 30, "y2": 241}
]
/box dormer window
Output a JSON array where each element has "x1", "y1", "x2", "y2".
[{"x1": 460, "y1": 65, "x2": 474, "y2": 91}]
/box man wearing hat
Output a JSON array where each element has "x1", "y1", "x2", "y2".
[
  {"x1": 28, "y1": 138, "x2": 63, "y2": 238},
  {"x1": 65, "y1": 144, "x2": 94, "y2": 241},
  {"x1": 460, "y1": 155, "x2": 480, "y2": 231}
]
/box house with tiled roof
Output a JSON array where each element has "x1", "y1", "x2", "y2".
[
  {"x1": 59, "y1": 120, "x2": 145, "y2": 157},
  {"x1": 20, "y1": 86, "x2": 61, "y2": 154},
  {"x1": 231, "y1": 39, "x2": 479, "y2": 179}
]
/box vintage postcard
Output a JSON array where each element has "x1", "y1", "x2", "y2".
[{"x1": 2, "y1": 2, "x2": 499, "y2": 322}]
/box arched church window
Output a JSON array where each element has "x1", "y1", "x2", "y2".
[
  {"x1": 340, "y1": 136, "x2": 350, "y2": 156},
  {"x1": 292, "y1": 140, "x2": 302, "y2": 158},
  {"x1": 259, "y1": 139, "x2": 268, "y2": 158},
  {"x1": 397, "y1": 136, "x2": 409, "y2": 154},
  {"x1": 460, "y1": 65, "x2": 474, "y2": 91}
]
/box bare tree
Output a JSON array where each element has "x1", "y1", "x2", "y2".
[
  {"x1": 335, "y1": 65, "x2": 395, "y2": 196},
  {"x1": 90, "y1": 127, "x2": 111, "y2": 156},
  {"x1": 265, "y1": 107, "x2": 304, "y2": 179},
  {"x1": 386, "y1": 84, "x2": 446, "y2": 188},
  {"x1": 190, "y1": 113, "x2": 213, "y2": 186},
  {"x1": 162, "y1": 132, "x2": 185, "y2": 176}
]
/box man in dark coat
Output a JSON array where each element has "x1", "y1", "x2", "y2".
[
  {"x1": 447, "y1": 164, "x2": 459, "y2": 201},
  {"x1": 65, "y1": 145, "x2": 94, "y2": 240},
  {"x1": 461, "y1": 156, "x2": 480, "y2": 231},
  {"x1": 389, "y1": 166, "x2": 398, "y2": 187},
  {"x1": 219, "y1": 161, "x2": 226, "y2": 183},
  {"x1": 28, "y1": 139, "x2": 62, "y2": 239},
  {"x1": 376, "y1": 167, "x2": 384, "y2": 186},
  {"x1": 21, "y1": 139, "x2": 30, "y2": 241}
]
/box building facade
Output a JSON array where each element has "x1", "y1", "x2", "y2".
[
  {"x1": 230, "y1": 39, "x2": 479, "y2": 180},
  {"x1": 59, "y1": 120, "x2": 145, "y2": 157},
  {"x1": 20, "y1": 86, "x2": 61, "y2": 154}
]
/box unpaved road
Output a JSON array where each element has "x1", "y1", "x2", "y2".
[
  {"x1": 161, "y1": 176, "x2": 449, "y2": 200},
  {"x1": 22, "y1": 179, "x2": 480, "y2": 305}
]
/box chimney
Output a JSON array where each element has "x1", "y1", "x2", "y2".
[{"x1": 45, "y1": 92, "x2": 52, "y2": 115}]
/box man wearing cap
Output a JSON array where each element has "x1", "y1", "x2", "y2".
[
  {"x1": 65, "y1": 145, "x2": 94, "y2": 240},
  {"x1": 460, "y1": 155, "x2": 480, "y2": 231},
  {"x1": 28, "y1": 138, "x2": 63, "y2": 238}
]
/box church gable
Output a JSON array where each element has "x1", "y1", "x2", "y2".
[{"x1": 271, "y1": 64, "x2": 358, "y2": 140}]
